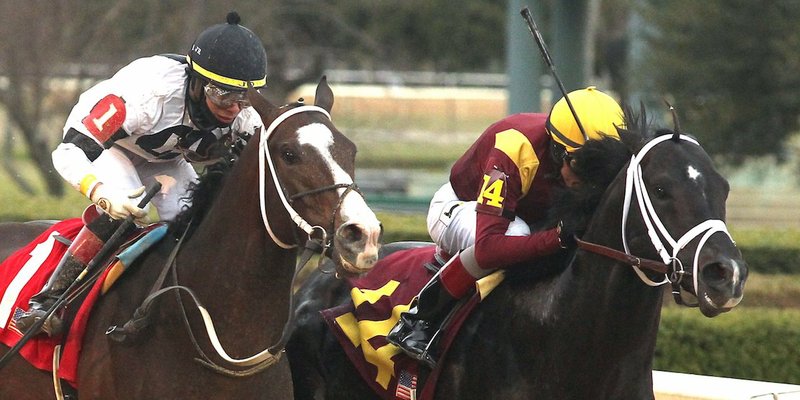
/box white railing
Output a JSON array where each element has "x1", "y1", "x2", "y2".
[{"x1": 653, "y1": 371, "x2": 800, "y2": 400}]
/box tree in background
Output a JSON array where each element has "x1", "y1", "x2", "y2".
[
  {"x1": 331, "y1": 0, "x2": 505, "y2": 72},
  {"x1": 5, "y1": 0, "x2": 797, "y2": 196},
  {"x1": 639, "y1": 0, "x2": 800, "y2": 164},
  {"x1": 0, "y1": 0, "x2": 508, "y2": 196}
]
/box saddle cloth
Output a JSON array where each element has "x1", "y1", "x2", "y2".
[
  {"x1": 322, "y1": 245, "x2": 505, "y2": 400},
  {"x1": 0, "y1": 218, "x2": 166, "y2": 387}
]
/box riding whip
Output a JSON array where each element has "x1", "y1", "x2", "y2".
[
  {"x1": 0, "y1": 182, "x2": 162, "y2": 371},
  {"x1": 520, "y1": 7, "x2": 589, "y2": 142}
]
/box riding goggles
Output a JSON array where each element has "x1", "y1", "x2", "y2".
[
  {"x1": 550, "y1": 141, "x2": 572, "y2": 165},
  {"x1": 204, "y1": 83, "x2": 251, "y2": 109}
]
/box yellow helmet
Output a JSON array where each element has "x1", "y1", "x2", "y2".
[{"x1": 546, "y1": 86, "x2": 624, "y2": 153}]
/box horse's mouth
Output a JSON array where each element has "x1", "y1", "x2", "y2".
[
  {"x1": 337, "y1": 252, "x2": 378, "y2": 276},
  {"x1": 699, "y1": 291, "x2": 742, "y2": 318}
]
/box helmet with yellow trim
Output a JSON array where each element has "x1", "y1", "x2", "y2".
[
  {"x1": 546, "y1": 86, "x2": 624, "y2": 154},
  {"x1": 188, "y1": 11, "x2": 267, "y2": 90}
]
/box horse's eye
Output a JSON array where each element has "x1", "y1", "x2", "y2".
[
  {"x1": 284, "y1": 151, "x2": 297, "y2": 163},
  {"x1": 282, "y1": 149, "x2": 299, "y2": 164},
  {"x1": 653, "y1": 185, "x2": 669, "y2": 200}
]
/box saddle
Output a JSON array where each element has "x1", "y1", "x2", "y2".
[
  {"x1": 0, "y1": 217, "x2": 166, "y2": 388},
  {"x1": 322, "y1": 244, "x2": 505, "y2": 400}
]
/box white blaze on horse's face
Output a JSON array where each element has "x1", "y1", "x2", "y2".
[
  {"x1": 296, "y1": 123, "x2": 375, "y2": 222},
  {"x1": 297, "y1": 123, "x2": 381, "y2": 272},
  {"x1": 687, "y1": 165, "x2": 701, "y2": 182}
]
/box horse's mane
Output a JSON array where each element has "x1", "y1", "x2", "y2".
[
  {"x1": 168, "y1": 157, "x2": 234, "y2": 236},
  {"x1": 504, "y1": 104, "x2": 655, "y2": 283},
  {"x1": 167, "y1": 100, "x2": 310, "y2": 237}
]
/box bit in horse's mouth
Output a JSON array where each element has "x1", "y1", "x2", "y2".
[
  {"x1": 338, "y1": 255, "x2": 373, "y2": 276},
  {"x1": 703, "y1": 293, "x2": 717, "y2": 309}
]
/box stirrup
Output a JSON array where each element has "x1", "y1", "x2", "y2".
[
  {"x1": 391, "y1": 326, "x2": 442, "y2": 369},
  {"x1": 15, "y1": 309, "x2": 64, "y2": 337},
  {"x1": 405, "y1": 334, "x2": 440, "y2": 369}
]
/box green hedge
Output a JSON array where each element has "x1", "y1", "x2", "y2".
[
  {"x1": 732, "y1": 228, "x2": 800, "y2": 274},
  {"x1": 738, "y1": 246, "x2": 800, "y2": 274},
  {"x1": 655, "y1": 307, "x2": 800, "y2": 384},
  {"x1": 377, "y1": 212, "x2": 430, "y2": 243}
]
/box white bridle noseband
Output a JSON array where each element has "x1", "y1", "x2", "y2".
[{"x1": 621, "y1": 134, "x2": 732, "y2": 294}]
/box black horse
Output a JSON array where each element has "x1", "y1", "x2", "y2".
[
  {"x1": 287, "y1": 107, "x2": 748, "y2": 399},
  {"x1": 0, "y1": 77, "x2": 383, "y2": 399}
]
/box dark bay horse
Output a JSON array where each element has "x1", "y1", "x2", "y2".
[
  {"x1": 287, "y1": 107, "x2": 748, "y2": 399},
  {"x1": 0, "y1": 76, "x2": 382, "y2": 399}
]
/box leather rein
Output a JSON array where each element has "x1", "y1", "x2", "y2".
[
  {"x1": 576, "y1": 238, "x2": 668, "y2": 275},
  {"x1": 106, "y1": 104, "x2": 363, "y2": 376}
]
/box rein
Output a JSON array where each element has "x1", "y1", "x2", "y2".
[
  {"x1": 107, "y1": 105, "x2": 361, "y2": 376},
  {"x1": 107, "y1": 218, "x2": 324, "y2": 377},
  {"x1": 577, "y1": 134, "x2": 733, "y2": 306},
  {"x1": 576, "y1": 238, "x2": 668, "y2": 274}
]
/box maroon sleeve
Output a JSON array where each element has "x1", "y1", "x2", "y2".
[
  {"x1": 472, "y1": 213, "x2": 561, "y2": 269},
  {"x1": 469, "y1": 145, "x2": 561, "y2": 269}
]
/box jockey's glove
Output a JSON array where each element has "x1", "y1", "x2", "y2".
[
  {"x1": 89, "y1": 183, "x2": 148, "y2": 223},
  {"x1": 557, "y1": 220, "x2": 579, "y2": 249}
]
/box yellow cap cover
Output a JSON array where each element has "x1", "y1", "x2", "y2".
[{"x1": 546, "y1": 86, "x2": 624, "y2": 152}]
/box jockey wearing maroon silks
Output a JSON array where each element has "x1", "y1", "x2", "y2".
[{"x1": 387, "y1": 87, "x2": 625, "y2": 368}]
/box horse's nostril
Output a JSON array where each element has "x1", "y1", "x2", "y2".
[
  {"x1": 338, "y1": 223, "x2": 364, "y2": 242},
  {"x1": 702, "y1": 262, "x2": 731, "y2": 283}
]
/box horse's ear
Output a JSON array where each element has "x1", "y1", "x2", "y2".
[
  {"x1": 247, "y1": 86, "x2": 279, "y2": 122},
  {"x1": 664, "y1": 101, "x2": 682, "y2": 142},
  {"x1": 314, "y1": 75, "x2": 334, "y2": 113}
]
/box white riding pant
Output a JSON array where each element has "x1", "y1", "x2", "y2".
[
  {"x1": 91, "y1": 147, "x2": 198, "y2": 221},
  {"x1": 427, "y1": 182, "x2": 531, "y2": 256}
]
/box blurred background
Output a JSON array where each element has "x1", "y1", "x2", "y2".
[{"x1": 0, "y1": 0, "x2": 799, "y2": 388}]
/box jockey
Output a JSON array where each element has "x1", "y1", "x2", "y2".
[
  {"x1": 387, "y1": 87, "x2": 625, "y2": 367},
  {"x1": 15, "y1": 11, "x2": 267, "y2": 337}
]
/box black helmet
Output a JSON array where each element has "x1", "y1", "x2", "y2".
[{"x1": 187, "y1": 11, "x2": 267, "y2": 90}]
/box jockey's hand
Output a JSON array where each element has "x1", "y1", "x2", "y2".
[
  {"x1": 557, "y1": 220, "x2": 579, "y2": 249},
  {"x1": 90, "y1": 184, "x2": 148, "y2": 222}
]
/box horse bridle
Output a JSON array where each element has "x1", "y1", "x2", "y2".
[
  {"x1": 107, "y1": 105, "x2": 366, "y2": 377},
  {"x1": 258, "y1": 103, "x2": 361, "y2": 254},
  {"x1": 576, "y1": 134, "x2": 734, "y2": 306}
]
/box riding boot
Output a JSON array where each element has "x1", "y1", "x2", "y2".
[
  {"x1": 387, "y1": 251, "x2": 477, "y2": 368},
  {"x1": 15, "y1": 206, "x2": 121, "y2": 337}
]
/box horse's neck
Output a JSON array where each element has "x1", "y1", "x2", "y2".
[
  {"x1": 176, "y1": 163, "x2": 296, "y2": 348},
  {"x1": 548, "y1": 195, "x2": 664, "y2": 358}
]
